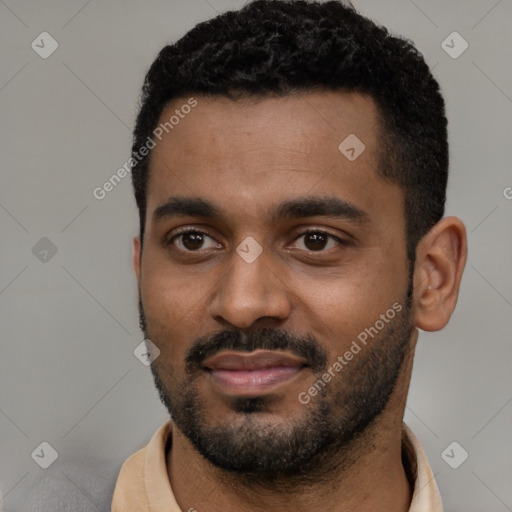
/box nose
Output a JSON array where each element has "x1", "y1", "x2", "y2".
[{"x1": 208, "y1": 246, "x2": 292, "y2": 329}]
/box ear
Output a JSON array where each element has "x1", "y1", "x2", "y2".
[
  {"x1": 413, "y1": 216, "x2": 467, "y2": 331},
  {"x1": 133, "y1": 236, "x2": 142, "y2": 286}
]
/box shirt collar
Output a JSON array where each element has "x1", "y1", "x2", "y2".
[{"x1": 402, "y1": 423, "x2": 444, "y2": 512}]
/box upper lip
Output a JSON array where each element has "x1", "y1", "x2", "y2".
[{"x1": 203, "y1": 350, "x2": 308, "y2": 371}]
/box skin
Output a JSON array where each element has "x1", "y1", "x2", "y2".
[{"x1": 133, "y1": 91, "x2": 467, "y2": 512}]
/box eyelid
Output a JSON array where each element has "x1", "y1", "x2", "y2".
[
  {"x1": 166, "y1": 227, "x2": 219, "y2": 248},
  {"x1": 289, "y1": 228, "x2": 348, "y2": 252},
  {"x1": 290, "y1": 227, "x2": 343, "y2": 242}
]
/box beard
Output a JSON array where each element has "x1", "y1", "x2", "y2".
[{"x1": 139, "y1": 282, "x2": 414, "y2": 483}]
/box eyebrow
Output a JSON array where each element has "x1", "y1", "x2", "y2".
[{"x1": 152, "y1": 195, "x2": 370, "y2": 224}]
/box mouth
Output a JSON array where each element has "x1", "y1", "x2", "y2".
[{"x1": 202, "y1": 349, "x2": 309, "y2": 397}]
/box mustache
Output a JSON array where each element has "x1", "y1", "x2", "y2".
[
  {"x1": 139, "y1": 298, "x2": 328, "y2": 372},
  {"x1": 185, "y1": 326, "x2": 328, "y2": 373}
]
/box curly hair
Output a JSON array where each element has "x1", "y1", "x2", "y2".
[{"x1": 131, "y1": 0, "x2": 448, "y2": 263}]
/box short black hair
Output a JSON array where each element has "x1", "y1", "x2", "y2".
[{"x1": 131, "y1": 0, "x2": 448, "y2": 263}]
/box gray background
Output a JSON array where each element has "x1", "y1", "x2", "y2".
[{"x1": 0, "y1": 0, "x2": 511, "y2": 510}]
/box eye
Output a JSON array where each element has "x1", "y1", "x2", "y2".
[
  {"x1": 290, "y1": 230, "x2": 344, "y2": 252},
  {"x1": 168, "y1": 229, "x2": 221, "y2": 252},
  {"x1": 166, "y1": 228, "x2": 347, "y2": 254}
]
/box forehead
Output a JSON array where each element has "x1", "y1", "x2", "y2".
[
  {"x1": 151, "y1": 90, "x2": 380, "y2": 162},
  {"x1": 145, "y1": 91, "x2": 402, "y2": 228}
]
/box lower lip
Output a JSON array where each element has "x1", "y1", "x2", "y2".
[{"x1": 207, "y1": 366, "x2": 304, "y2": 396}]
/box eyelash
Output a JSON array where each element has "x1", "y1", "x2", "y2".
[{"x1": 166, "y1": 227, "x2": 348, "y2": 253}]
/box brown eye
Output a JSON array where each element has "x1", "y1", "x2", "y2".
[
  {"x1": 304, "y1": 232, "x2": 328, "y2": 251},
  {"x1": 292, "y1": 230, "x2": 343, "y2": 252},
  {"x1": 181, "y1": 232, "x2": 206, "y2": 251},
  {"x1": 169, "y1": 229, "x2": 221, "y2": 252}
]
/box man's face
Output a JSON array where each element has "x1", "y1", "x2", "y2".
[{"x1": 135, "y1": 91, "x2": 414, "y2": 477}]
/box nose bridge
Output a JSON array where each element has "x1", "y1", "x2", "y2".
[{"x1": 209, "y1": 245, "x2": 291, "y2": 328}]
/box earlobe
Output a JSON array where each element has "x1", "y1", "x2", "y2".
[
  {"x1": 413, "y1": 216, "x2": 467, "y2": 332},
  {"x1": 133, "y1": 236, "x2": 142, "y2": 285}
]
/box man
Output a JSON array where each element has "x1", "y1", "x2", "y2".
[{"x1": 112, "y1": 1, "x2": 467, "y2": 511}]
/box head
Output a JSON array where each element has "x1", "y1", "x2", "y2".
[{"x1": 131, "y1": 0, "x2": 467, "y2": 480}]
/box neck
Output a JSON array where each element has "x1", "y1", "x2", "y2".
[{"x1": 168, "y1": 334, "x2": 417, "y2": 512}]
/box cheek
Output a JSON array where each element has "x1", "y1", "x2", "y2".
[
  {"x1": 140, "y1": 250, "x2": 225, "y2": 363},
  {"x1": 297, "y1": 250, "x2": 409, "y2": 350},
  {"x1": 140, "y1": 262, "x2": 193, "y2": 358},
  {"x1": 141, "y1": 246, "x2": 198, "y2": 318}
]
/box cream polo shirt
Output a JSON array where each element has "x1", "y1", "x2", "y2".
[{"x1": 111, "y1": 421, "x2": 443, "y2": 512}]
